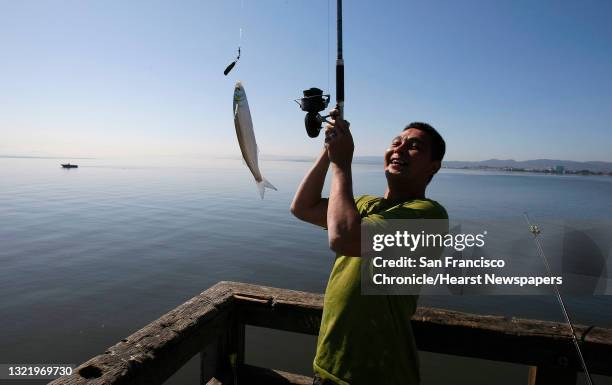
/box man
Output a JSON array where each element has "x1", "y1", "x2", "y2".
[{"x1": 291, "y1": 110, "x2": 448, "y2": 385}]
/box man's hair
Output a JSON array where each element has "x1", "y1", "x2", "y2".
[{"x1": 403, "y1": 122, "x2": 445, "y2": 161}]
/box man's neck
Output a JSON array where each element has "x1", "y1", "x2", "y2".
[{"x1": 384, "y1": 186, "x2": 426, "y2": 203}]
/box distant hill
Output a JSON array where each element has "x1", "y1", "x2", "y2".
[
  {"x1": 260, "y1": 156, "x2": 612, "y2": 172},
  {"x1": 351, "y1": 157, "x2": 612, "y2": 172},
  {"x1": 443, "y1": 159, "x2": 612, "y2": 172}
]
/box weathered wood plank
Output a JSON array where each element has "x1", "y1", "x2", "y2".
[
  {"x1": 412, "y1": 307, "x2": 612, "y2": 375},
  {"x1": 223, "y1": 281, "x2": 612, "y2": 376},
  {"x1": 230, "y1": 282, "x2": 324, "y2": 335},
  {"x1": 225, "y1": 282, "x2": 323, "y2": 309},
  {"x1": 50, "y1": 282, "x2": 235, "y2": 385},
  {"x1": 50, "y1": 281, "x2": 612, "y2": 384},
  {"x1": 206, "y1": 365, "x2": 313, "y2": 385},
  {"x1": 236, "y1": 298, "x2": 322, "y2": 335},
  {"x1": 238, "y1": 364, "x2": 314, "y2": 385}
]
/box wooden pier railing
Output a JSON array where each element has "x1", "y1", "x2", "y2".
[{"x1": 49, "y1": 281, "x2": 612, "y2": 385}]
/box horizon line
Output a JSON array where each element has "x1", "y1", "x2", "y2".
[{"x1": 1, "y1": 154, "x2": 611, "y2": 164}]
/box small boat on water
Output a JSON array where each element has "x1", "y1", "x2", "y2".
[{"x1": 61, "y1": 163, "x2": 78, "y2": 169}]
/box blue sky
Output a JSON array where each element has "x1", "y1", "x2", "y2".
[{"x1": 1, "y1": 0, "x2": 611, "y2": 161}]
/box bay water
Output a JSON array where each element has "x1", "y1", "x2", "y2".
[{"x1": 1, "y1": 157, "x2": 611, "y2": 384}]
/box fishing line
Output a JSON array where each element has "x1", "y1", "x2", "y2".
[
  {"x1": 240, "y1": 0, "x2": 244, "y2": 46},
  {"x1": 327, "y1": 0, "x2": 330, "y2": 94},
  {"x1": 295, "y1": 0, "x2": 343, "y2": 137},
  {"x1": 224, "y1": 0, "x2": 244, "y2": 76},
  {"x1": 523, "y1": 212, "x2": 594, "y2": 385}
]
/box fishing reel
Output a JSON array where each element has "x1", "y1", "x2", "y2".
[{"x1": 295, "y1": 88, "x2": 331, "y2": 138}]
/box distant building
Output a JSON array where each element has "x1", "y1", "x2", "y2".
[{"x1": 555, "y1": 165, "x2": 565, "y2": 174}]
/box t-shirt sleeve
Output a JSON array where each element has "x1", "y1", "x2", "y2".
[
  {"x1": 363, "y1": 199, "x2": 448, "y2": 225},
  {"x1": 361, "y1": 200, "x2": 449, "y2": 261},
  {"x1": 361, "y1": 200, "x2": 449, "y2": 293},
  {"x1": 355, "y1": 195, "x2": 377, "y2": 216}
]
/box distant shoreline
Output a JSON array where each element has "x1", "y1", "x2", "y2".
[
  {"x1": 258, "y1": 156, "x2": 612, "y2": 175},
  {"x1": 3, "y1": 154, "x2": 610, "y2": 175},
  {"x1": 442, "y1": 166, "x2": 611, "y2": 177}
]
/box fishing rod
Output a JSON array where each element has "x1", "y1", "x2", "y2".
[
  {"x1": 295, "y1": 0, "x2": 344, "y2": 137},
  {"x1": 523, "y1": 213, "x2": 594, "y2": 385},
  {"x1": 335, "y1": 0, "x2": 344, "y2": 120}
]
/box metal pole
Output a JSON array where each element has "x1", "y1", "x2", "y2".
[
  {"x1": 336, "y1": 0, "x2": 344, "y2": 119},
  {"x1": 523, "y1": 213, "x2": 594, "y2": 385}
]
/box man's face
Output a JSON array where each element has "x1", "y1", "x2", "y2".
[{"x1": 384, "y1": 128, "x2": 440, "y2": 184}]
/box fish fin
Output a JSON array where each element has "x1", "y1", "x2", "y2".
[
  {"x1": 262, "y1": 178, "x2": 277, "y2": 191},
  {"x1": 256, "y1": 177, "x2": 277, "y2": 199}
]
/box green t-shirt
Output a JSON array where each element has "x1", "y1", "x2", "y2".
[{"x1": 314, "y1": 195, "x2": 448, "y2": 385}]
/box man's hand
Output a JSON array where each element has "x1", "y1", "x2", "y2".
[{"x1": 325, "y1": 109, "x2": 354, "y2": 168}]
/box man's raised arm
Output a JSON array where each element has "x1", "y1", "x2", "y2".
[
  {"x1": 290, "y1": 149, "x2": 330, "y2": 227},
  {"x1": 325, "y1": 116, "x2": 362, "y2": 257}
]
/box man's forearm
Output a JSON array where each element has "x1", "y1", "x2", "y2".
[
  {"x1": 290, "y1": 149, "x2": 330, "y2": 225},
  {"x1": 327, "y1": 163, "x2": 361, "y2": 254}
]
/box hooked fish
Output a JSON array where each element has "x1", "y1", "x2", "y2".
[{"x1": 233, "y1": 81, "x2": 277, "y2": 199}]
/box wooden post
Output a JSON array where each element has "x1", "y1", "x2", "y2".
[
  {"x1": 527, "y1": 366, "x2": 537, "y2": 385},
  {"x1": 225, "y1": 307, "x2": 246, "y2": 382},
  {"x1": 200, "y1": 305, "x2": 246, "y2": 384},
  {"x1": 230, "y1": 320, "x2": 246, "y2": 367},
  {"x1": 200, "y1": 337, "x2": 219, "y2": 385}
]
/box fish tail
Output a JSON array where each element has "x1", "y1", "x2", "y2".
[{"x1": 256, "y1": 177, "x2": 277, "y2": 199}]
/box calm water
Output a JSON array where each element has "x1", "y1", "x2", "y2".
[{"x1": 1, "y1": 157, "x2": 611, "y2": 384}]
